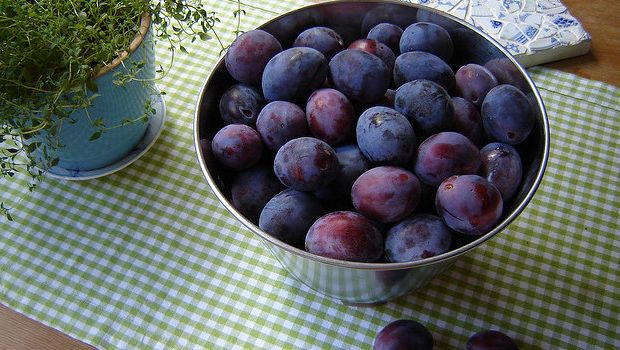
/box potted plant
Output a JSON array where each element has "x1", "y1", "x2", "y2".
[{"x1": 0, "y1": 0, "x2": 226, "y2": 219}]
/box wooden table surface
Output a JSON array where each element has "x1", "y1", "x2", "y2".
[
  {"x1": 1, "y1": 1, "x2": 618, "y2": 349},
  {"x1": 544, "y1": 0, "x2": 620, "y2": 86}
]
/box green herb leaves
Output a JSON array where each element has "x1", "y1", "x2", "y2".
[{"x1": 1, "y1": 0, "x2": 223, "y2": 221}]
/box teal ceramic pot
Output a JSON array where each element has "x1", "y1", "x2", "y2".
[{"x1": 45, "y1": 14, "x2": 157, "y2": 171}]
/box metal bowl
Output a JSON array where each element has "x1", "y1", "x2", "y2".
[{"x1": 193, "y1": 0, "x2": 550, "y2": 305}]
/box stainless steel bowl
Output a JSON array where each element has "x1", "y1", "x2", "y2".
[{"x1": 193, "y1": 0, "x2": 550, "y2": 305}]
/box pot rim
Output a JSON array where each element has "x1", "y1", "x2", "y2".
[
  {"x1": 193, "y1": 0, "x2": 551, "y2": 271},
  {"x1": 93, "y1": 12, "x2": 151, "y2": 79}
]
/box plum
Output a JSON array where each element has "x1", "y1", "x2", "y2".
[
  {"x1": 436, "y1": 175, "x2": 503, "y2": 235},
  {"x1": 211, "y1": 124, "x2": 263, "y2": 171},
  {"x1": 306, "y1": 88, "x2": 356, "y2": 146},
  {"x1": 367, "y1": 22, "x2": 403, "y2": 54},
  {"x1": 356, "y1": 106, "x2": 416, "y2": 165},
  {"x1": 262, "y1": 47, "x2": 328, "y2": 103},
  {"x1": 394, "y1": 79, "x2": 454, "y2": 136},
  {"x1": 480, "y1": 142, "x2": 523, "y2": 202},
  {"x1": 225, "y1": 29, "x2": 282, "y2": 85},
  {"x1": 400, "y1": 21, "x2": 453, "y2": 62},
  {"x1": 218, "y1": 83, "x2": 265, "y2": 126},
  {"x1": 373, "y1": 319, "x2": 434, "y2": 350},
  {"x1": 414, "y1": 132, "x2": 481, "y2": 187},
  {"x1": 259, "y1": 188, "x2": 324, "y2": 248},
  {"x1": 273, "y1": 137, "x2": 339, "y2": 191},
  {"x1": 466, "y1": 330, "x2": 519, "y2": 350},
  {"x1": 455, "y1": 63, "x2": 498, "y2": 107},
  {"x1": 328, "y1": 48, "x2": 390, "y2": 103},
  {"x1": 231, "y1": 165, "x2": 283, "y2": 223},
  {"x1": 481, "y1": 84, "x2": 534, "y2": 145},
  {"x1": 352, "y1": 166, "x2": 421, "y2": 223},
  {"x1": 305, "y1": 211, "x2": 383, "y2": 262},
  {"x1": 385, "y1": 214, "x2": 452, "y2": 262},
  {"x1": 256, "y1": 101, "x2": 307, "y2": 152}
]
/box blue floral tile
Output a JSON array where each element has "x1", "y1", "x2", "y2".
[{"x1": 407, "y1": 0, "x2": 591, "y2": 66}]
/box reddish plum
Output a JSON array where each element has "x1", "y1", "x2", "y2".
[
  {"x1": 225, "y1": 29, "x2": 282, "y2": 85},
  {"x1": 455, "y1": 64, "x2": 498, "y2": 107},
  {"x1": 414, "y1": 131, "x2": 481, "y2": 186},
  {"x1": 352, "y1": 166, "x2": 421, "y2": 223},
  {"x1": 484, "y1": 58, "x2": 529, "y2": 92},
  {"x1": 348, "y1": 39, "x2": 396, "y2": 73},
  {"x1": 211, "y1": 124, "x2": 263, "y2": 171},
  {"x1": 305, "y1": 211, "x2": 383, "y2": 262},
  {"x1": 306, "y1": 88, "x2": 356, "y2": 145},
  {"x1": 436, "y1": 175, "x2": 503, "y2": 235}
]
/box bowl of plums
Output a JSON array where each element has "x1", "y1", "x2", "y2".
[{"x1": 194, "y1": 0, "x2": 550, "y2": 305}]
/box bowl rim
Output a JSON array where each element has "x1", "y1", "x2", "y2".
[{"x1": 193, "y1": 0, "x2": 551, "y2": 271}]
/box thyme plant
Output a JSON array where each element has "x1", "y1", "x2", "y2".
[{"x1": 0, "y1": 0, "x2": 230, "y2": 219}]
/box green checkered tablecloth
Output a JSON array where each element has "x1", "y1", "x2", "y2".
[{"x1": 1, "y1": 1, "x2": 618, "y2": 349}]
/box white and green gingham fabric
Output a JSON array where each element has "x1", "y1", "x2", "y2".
[{"x1": 1, "y1": 1, "x2": 618, "y2": 348}]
